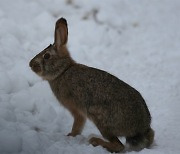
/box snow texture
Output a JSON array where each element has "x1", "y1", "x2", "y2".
[{"x1": 0, "y1": 0, "x2": 180, "y2": 153}]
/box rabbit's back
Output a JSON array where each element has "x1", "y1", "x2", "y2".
[{"x1": 50, "y1": 64, "x2": 151, "y2": 136}]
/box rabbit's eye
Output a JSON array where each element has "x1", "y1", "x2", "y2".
[{"x1": 43, "y1": 53, "x2": 50, "y2": 60}]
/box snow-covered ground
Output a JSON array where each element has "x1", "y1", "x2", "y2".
[{"x1": 0, "y1": 0, "x2": 180, "y2": 153}]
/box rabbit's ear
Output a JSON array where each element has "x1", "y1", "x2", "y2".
[{"x1": 54, "y1": 18, "x2": 68, "y2": 49}]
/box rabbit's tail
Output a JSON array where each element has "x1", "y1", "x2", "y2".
[
  {"x1": 126, "y1": 127, "x2": 154, "y2": 151},
  {"x1": 145, "y1": 127, "x2": 155, "y2": 147}
]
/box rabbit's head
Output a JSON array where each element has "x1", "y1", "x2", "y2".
[{"x1": 29, "y1": 18, "x2": 73, "y2": 81}]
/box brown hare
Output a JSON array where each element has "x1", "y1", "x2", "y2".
[{"x1": 29, "y1": 18, "x2": 154, "y2": 153}]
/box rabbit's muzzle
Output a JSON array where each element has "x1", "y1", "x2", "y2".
[{"x1": 29, "y1": 59, "x2": 41, "y2": 73}]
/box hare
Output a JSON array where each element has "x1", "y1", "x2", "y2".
[{"x1": 29, "y1": 18, "x2": 154, "y2": 152}]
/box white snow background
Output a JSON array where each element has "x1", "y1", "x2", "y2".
[{"x1": 0, "y1": 0, "x2": 180, "y2": 153}]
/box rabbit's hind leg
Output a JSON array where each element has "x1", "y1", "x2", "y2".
[{"x1": 89, "y1": 136, "x2": 124, "y2": 153}]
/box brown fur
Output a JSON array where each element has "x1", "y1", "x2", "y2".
[{"x1": 29, "y1": 18, "x2": 154, "y2": 152}]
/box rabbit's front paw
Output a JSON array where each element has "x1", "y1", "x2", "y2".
[{"x1": 67, "y1": 132, "x2": 79, "y2": 137}]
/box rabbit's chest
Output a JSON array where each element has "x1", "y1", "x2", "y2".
[{"x1": 49, "y1": 79, "x2": 85, "y2": 109}]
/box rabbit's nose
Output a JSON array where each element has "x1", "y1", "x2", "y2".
[
  {"x1": 29, "y1": 59, "x2": 41, "y2": 73},
  {"x1": 29, "y1": 59, "x2": 33, "y2": 68}
]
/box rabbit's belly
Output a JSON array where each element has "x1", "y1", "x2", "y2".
[
  {"x1": 88, "y1": 115, "x2": 138, "y2": 137},
  {"x1": 87, "y1": 105, "x2": 148, "y2": 137},
  {"x1": 89, "y1": 116, "x2": 144, "y2": 137}
]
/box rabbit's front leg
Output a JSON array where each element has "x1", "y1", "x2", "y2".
[{"x1": 67, "y1": 108, "x2": 86, "y2": 137}]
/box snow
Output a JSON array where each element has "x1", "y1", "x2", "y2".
[{"x1": 0, "y1": 0, "x2": 180, "y2": 153}]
